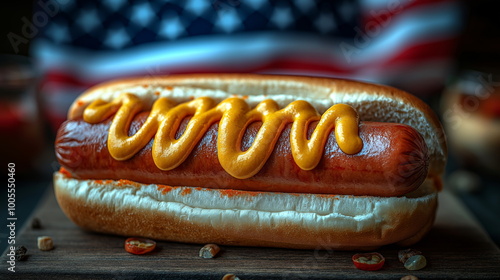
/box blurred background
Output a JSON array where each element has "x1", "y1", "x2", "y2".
[{"x1": 1, "y1": 0, "x2": 499, "y2": 250}]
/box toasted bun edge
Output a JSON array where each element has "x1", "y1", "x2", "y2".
[{"x1": 54, "y1": 171, "x2": 438, "y2": 250}]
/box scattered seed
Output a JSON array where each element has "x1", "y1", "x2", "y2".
[
  {"x1": 15, "y1": 246, "x2": 28, "y2": 261},
  {"x1": 404, "y1": 255, "x2": 427, "y2": 271},
  {"x1": 37, "y1": 236, "x2": 54, "y2": 251},
  {"x1": 31, "y1": 218, "x2": 42, "y2": 229},
  {"x1": 199, "y1": 244, "x2": 221, "y2": 258},
  {"x1": 222, "y1": 274, "x2": 240, "y2": 280},
  {"x1": 401, "y1": 275, "x2": 419, "y2": 280}
]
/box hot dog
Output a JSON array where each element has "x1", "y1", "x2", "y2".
[
  {"x1": 56, "y1": 115, "x2": 428, "y2": 197},
  {"x1": 53, "y1": 74, "x2": 446, "y2": 250}
]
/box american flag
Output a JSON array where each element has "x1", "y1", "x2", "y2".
[{"x1": 31, "y1": 0, "x2": 463, "y2": 131}]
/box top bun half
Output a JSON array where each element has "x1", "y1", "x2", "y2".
[{"x1": 68, "y1": 73, "x2": 447, "y2": 177}]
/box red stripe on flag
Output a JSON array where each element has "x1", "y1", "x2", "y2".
[{"x1": 378, "y1": 37, "x2": 458, "y2": 67}]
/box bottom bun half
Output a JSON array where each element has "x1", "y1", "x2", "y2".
[{"x1": 53, "y1": 171, "x2": 438, "y2": 250}]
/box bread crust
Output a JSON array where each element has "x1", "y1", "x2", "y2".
[{"x1": 54, "y1": 172, "x2": 438, "y2": 250}]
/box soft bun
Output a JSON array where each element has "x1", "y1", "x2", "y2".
[{"x1": 54, "y1": 172, "x2": 438, "y2": 250}]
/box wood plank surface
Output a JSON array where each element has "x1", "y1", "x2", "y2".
[{"x1": 2, "y1": 186, "x2": 500, "y2": 279}]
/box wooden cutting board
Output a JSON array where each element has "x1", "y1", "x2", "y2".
[{"x1": 2, "y1": 186, "x2": 499, "y2": 279}]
